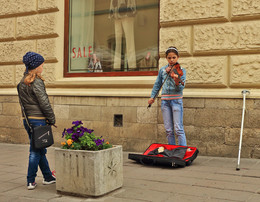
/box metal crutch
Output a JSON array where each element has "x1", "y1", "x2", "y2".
[{"x1": 236, "y1": 90, "x2": 250, "y2": 171}]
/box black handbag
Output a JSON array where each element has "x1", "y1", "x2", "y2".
[
  {"x1": 31, "y1": 125, "x2": 54, "y2": 149},
  {"x1": 17, "y1": 84, "x2": 54, "y2": 149}
]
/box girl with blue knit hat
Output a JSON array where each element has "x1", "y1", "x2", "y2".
[{"x1": 17, "y1": 52, "x2": 56, "y2": 190}]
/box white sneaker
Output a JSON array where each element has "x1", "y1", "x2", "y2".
[
  {"x1": 27, "y1": 182, "x2": 37, "y2": 190},
  {"x1": 43, "y1": 176, "x2": 56, "y2": 185}
]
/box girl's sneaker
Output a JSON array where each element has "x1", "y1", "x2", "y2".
[
  {"x1": 43, "y1": 175, "x2": 56, "y2": 185},
  {"x1": 27, "y1": 182, "x2": 37, "y2": 190}
]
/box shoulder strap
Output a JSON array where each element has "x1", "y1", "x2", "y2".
[{"x1": 17, "y1": 83, "x2": 33, "y2": 132}]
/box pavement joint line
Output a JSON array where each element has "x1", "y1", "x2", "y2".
[
  {"x1": 1, "y1": 184, "x2": 24, "y2": 194},
  {"x1": 125, "y1": 177, "x2": 189, "y2": 186},
  {"x1": 115, "y1": 196, "x2": 150, "y2": 202},
  {"x1": 178, "y1": 189, "x2": 247, "y2": 201},
  {"x1": 210, "y1": 196, "x2": 243, "y2": 202},
  {"x1": 126, "y1": 174, "x2": 260, "y2": 187},
  {"x1": 213, "y1": 172, "x2": 244, "y2": 176},
  {"x1": 241, "y1": 175, "x2": 260, "y2": 178},
  {"x1": 193, "y1": 184, "x2": 257, "y2": 194},
  {"x1": 185, "y1": 170, "x2": 260, "y2": 177},
  {"x1": 173, "y1": 193, "x2": 239, "y2": 202}
]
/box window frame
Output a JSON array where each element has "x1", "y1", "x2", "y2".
[{"x1": 63, "y1": 0, "x2": 159, "y2": 77}]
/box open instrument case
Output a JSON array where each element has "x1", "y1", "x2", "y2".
[{"x1": 128, "y1": 143, "x2": 199, "y2": 167}]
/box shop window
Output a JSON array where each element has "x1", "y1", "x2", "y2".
[{"x1": 64, "y1": 0, "x2": 159, "y2": 77}]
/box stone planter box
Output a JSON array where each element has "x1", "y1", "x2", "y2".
[{"x1": 55, "y1": 145, "x2": 123, "y2": 197}]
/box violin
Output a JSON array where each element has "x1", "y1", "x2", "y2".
[{"x1": 169, "y1": 63, "x2": 184, "y2": 86}]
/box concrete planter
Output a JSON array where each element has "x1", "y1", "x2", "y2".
[{"x1": 55, "y1": 145, "x2": 123, "y2": 197}]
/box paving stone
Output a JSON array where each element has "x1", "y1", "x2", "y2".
[
  {"x1": 210, "y1": 189, "x2": 253, "y2": 201},
  {"x1": 113, "y1": 187, "x2": 170, "y2": 202}
]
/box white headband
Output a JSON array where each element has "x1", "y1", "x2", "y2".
[{"x1": 166, "y1": 47, "x2": 178, "y2": 53}]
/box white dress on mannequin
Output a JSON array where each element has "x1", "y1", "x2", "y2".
[{"x1": 109, "y1": 0, "x2": 137, "y2": 70}]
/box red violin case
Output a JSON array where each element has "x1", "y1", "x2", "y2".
[{"x1": 128, "y1": 143, "x2": 199, "y2": 167}]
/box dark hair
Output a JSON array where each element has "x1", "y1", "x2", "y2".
[{"x1": 165, "y1": 46, "x2": 179, "y2": 57}]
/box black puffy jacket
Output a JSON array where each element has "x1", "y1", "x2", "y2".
[{"x1": 18, "y1": 76, "x2": 55, "y2": 125}]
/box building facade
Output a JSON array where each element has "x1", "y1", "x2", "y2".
[{"x1": 0, "y1": 0, "x2": 259, "y2": 158}]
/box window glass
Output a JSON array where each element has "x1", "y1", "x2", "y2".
[{"x1": 68, "y1": 0, "x2": 159, "y2": 74}]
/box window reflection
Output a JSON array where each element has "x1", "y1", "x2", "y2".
[{"x1": 68, "y1": 0, "x2": 159, "y2": 73}]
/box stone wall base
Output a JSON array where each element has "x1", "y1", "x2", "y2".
[{"x1": 1, "y1": 95, "x2": 259, "y2": 158}]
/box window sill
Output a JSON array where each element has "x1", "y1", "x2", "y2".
[{"x1": 54, "y1": 76, "x2": 157, "y2": 88}]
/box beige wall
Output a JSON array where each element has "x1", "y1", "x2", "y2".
[
  {"x1": 160, "y1": 0, "x2": 260, "y2": 97},
  {"x1": 0, "y1": 0, "x2": 259, "y2": 158},
  {"x1": 0, "y1": 0, "x2": 259, "y2": 97},
  {"x1": 0, "y1": 0, "x2": 63, "y2": 90}
]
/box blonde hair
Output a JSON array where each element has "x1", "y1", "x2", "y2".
[{"x1": 24, "y1": 68, "x2": 45, "y2": 86}]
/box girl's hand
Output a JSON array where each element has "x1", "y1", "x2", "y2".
[
  {"x1": 170, "y1": 73, "x2": 178, "y2": 79},
  {"x1": 170, "y1": 73, "x2": 180, "y2": 85},
  {"x1": 166, "y1": 66, "x2": 171, "y2": 73},
  {"x1": 148, "y1": 98, "x2": 155, "y2": 105}
]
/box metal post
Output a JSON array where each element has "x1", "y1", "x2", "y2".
[{"x1": 236, "y1": 90, "x2": 250, "y2": 171}]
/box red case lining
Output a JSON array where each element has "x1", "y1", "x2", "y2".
[{"x1": 143, "y1": 143, "x2": 197, "y2": 161}]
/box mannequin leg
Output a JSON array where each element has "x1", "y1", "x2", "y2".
[
  {"x1": 114, "y1": 19, "x2": 123, "y2": 70},
  {"x1": 122, "y1": 17, "x2": 136, "y2": 69}
]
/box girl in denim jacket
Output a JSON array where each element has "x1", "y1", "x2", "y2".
[{"x1": 148, "y1": 47, "x2": 187, "y2": 146}]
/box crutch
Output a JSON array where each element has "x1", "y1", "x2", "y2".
[{"x1": 236, "y1": 90, "x2": 250, "y2": 171}]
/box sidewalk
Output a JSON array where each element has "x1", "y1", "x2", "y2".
[{"x1": 0, "y1": 143, "x2": 260, "y2": 202}]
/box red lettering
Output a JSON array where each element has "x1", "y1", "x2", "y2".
[
  {"x1": 77, "y1": 47, "x2": 82, "y2": 58},
  {"x1": 72, "y1": 48, "x2": 76, "y2": 58},
  {"x1": 89, "y1": 46, "x2": 92, "y2": 57},
  {"x1": 72, "y1": 46, "x2": 93, "y2": 59},
  {"x1": 83, "y1": 47, "x2": 87, "y2": 57}
]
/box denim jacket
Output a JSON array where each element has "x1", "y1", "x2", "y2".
[{"x1": 151, "y1": 64, "x2": 186, "y2": 100}]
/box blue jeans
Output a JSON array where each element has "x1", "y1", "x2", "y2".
[
  {"x1": 161, "y1": 99, "x2": 187, "y2": 146},
  {"x1": 23, "y1": 119, "x2": 53, "y2": 183}
]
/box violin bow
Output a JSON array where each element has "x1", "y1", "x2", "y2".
[{"x1": 147, "y1": 64, "x2": 176, "y2": 109}]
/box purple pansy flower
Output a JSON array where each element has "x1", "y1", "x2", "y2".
[
  {"x1": 80, "y1": 126, "x2": 94, "y2": 134},
  {"x1": 88, "y1": 129, "x2": 94, "y2": 133},
  {"x1": 72, "y1": 120, "x2": 83, "y2": 126},
  {"x1": 67, "y1": 128, "x2": 74, "y2": 134},
  {"x1": 94, "y1": 138, "x2": 104, "y2": 146},
  {"x1": 72, "y1": 133, "x2": 80, "y2": 141},
  {"x1": 79, "y1": 132, "x2": 84, "y2": 137},
  {"x1": 62, "y1": 128, "x2": 66, "y2": 138}
]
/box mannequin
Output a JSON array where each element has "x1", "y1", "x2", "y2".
[
  {"x1": 88, "y1": 54, "x2": 102, "y2": 72},
  {"x1": 109, "y1": 0, "x2": 137, "y2": 70},
  {"x1": 138, "y1": 52, "x2": 157, "y2": 70}
]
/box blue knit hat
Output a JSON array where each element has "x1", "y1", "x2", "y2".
[{"x1": 23, "y1": 52, "x2": 45, "y2": 72}]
